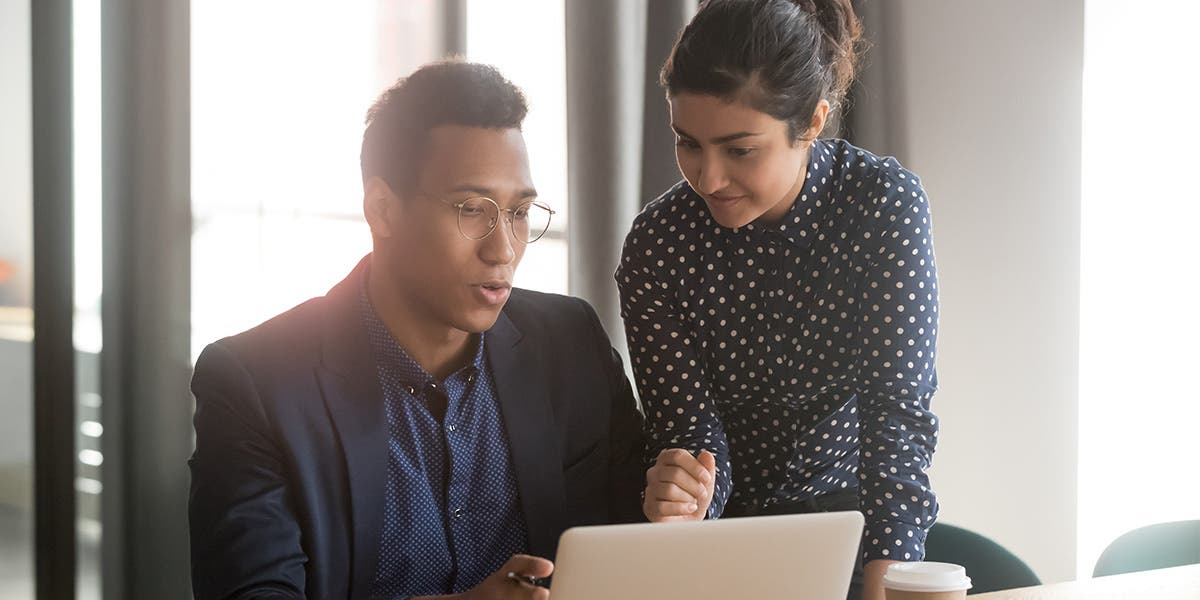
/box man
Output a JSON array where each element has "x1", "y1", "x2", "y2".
[{"x1": 188, "y1": 62, "x2": 646, "y2": 600}]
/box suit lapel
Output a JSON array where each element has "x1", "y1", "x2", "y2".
[
  {"x1": 316, "y1": 257, "x2": 567, "y2": 587},
  {"x1": 316, "y1": 257, "x2": 388, "y2": 598},
  {"x1": 487, "y1": 311, "x2": 566, "y2": 559}
]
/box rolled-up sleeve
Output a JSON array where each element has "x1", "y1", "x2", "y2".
[
  {"x1": 853, "y1": 171, "x2": 940, "y2": 562},
  {"x1": 617, "y1": 207, "x2": 733, "y2": 517}
]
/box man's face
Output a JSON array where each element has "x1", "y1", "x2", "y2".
[{"x1": 376, "y1": 125, "x2": 535, "y2": 334}]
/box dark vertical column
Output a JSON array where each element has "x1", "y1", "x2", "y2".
[
  {"x1": 841, "y1": 0, "x2": 907, "y2": 157},
  {"x1": 442, "y1": 0, "x2": 467, "y2": 57},
  {"x1": 101, "y1": 0, "x2": 192, "y2": 598},
  {"x1": 639, "y1": 0, "x2": 696, "y2": 207},
  {"x1": 30, "y1": 0, "x2": 76, "y2": 597},
  {"x1": 565, "y1": 0, "x2": 646, "y2": 345}
]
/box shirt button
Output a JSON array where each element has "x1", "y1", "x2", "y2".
[
  {"x1": 404, "y1": 385, "x2": 416, "y2": 396},
  {"x1": 447, "y1": 423, "x2": 457, "y2": 432},
  {"x1": 466, "y1": 372, "x2": 477, "y2": 384},
  {"x1": 452, "y1": 507, "x2": 465, "y2": 519}
]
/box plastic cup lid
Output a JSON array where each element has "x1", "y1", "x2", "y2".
[{"x1": 883, "y1": 562, "x2": 973, "y2": 592}]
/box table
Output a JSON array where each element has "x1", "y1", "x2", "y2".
[{"x1": 971, "y1": 564, "x2": 1200, "y2": 599}]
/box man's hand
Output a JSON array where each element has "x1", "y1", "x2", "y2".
[
  {"x1": 415, "y1": 555, "x2": 553, "y2": 600},
  {"x1": 462, "y1": 554, "x2": 554, "y2": 600},
  {"x1": 642, "y1": 448, "x2": 716, "y2": 522}
]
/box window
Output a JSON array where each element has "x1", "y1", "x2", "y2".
[
  {"x1": 0, "y1": 1, "x2": 34, "y2": 596},
  {"x1": 466, "y1": 0, "x2": 569, "y2": 294},
  {"x1": 192, "y1": 1, "x2": 571, "y2": 356},
  {"x1": 1078, "y1": 0, "x2": 1200, "y2": 578},
  {"x1": 192, "y1": 1, "x2": 442, "y2": 356},
  {"x1": 73, "y1": 0, "x2": 103, "y2": 595}
]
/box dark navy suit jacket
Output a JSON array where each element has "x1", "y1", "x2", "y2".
[{"x1": 188, "y1": 258, "x2": 647, "y2": 599}]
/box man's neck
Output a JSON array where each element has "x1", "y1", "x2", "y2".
[{"x1": 366, "y1": 261, "x2": 475, "y2": 381}]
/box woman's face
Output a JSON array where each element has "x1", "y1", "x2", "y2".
[{"x1": 669, "y1": 93, "x2": 826, "y2": 228}]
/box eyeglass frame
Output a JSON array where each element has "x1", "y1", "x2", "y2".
[{"x1": 423, "y1": 193, "x2": 557, "y2": 244}]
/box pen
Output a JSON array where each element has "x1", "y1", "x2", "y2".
[{"x1": 505, "y1": 571, "x2": 549, "y2": 587}]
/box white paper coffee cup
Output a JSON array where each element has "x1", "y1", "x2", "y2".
[{"x1": 883, "y1": 562, "x2": 972, "y2": 600}]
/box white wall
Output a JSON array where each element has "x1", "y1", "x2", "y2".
[{"x1": 866, "y1": 0, "x2": 1085, "y2": 584}]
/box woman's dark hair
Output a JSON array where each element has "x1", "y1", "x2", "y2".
[
  {"x1": 661, "y1": 0, "x2": 864, "y2": 143},
  {"x1": 360, "y1": 60, "x2": 528, "y2": 193}
]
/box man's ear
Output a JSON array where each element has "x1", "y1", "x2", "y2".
[{"x1": 363, "y1": 176, "x2": 399, "y2": 239}]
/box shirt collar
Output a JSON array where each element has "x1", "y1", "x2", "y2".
[{"x1": 358, "y1": 270, "x2": 487, "y2": 387}]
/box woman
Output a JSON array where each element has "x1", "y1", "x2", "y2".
[{"x1": 616, "y1": 1, "x2": 939, "y2": 599}]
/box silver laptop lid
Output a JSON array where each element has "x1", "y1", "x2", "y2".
[{"x1": 551, "y1": 511, "x2": 864, "y2": 600}]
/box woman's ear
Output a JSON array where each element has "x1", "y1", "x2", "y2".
[
  {"x1": 803, "y1": 99, "x2": 832, "y2": 143},
  {"x1": 363, "y1": 176, "x2": 398, "y2": 239}
]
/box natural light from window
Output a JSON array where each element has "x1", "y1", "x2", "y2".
[
  {"x1": 1078, "y1": 0, "x2": 1200, "y2": 579},
  {"x1": 466, "y1": 0, "x2": 569, "y2": 296},
  {"x1": 192, "y1": 2, "x2": 570, "y2": 359}
]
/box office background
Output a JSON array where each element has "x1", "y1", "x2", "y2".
[{"x1": 2, "y1": 0, "x2": 1198, "y2": 598}]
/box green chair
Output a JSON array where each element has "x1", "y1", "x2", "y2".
[
  {"x1": 923, "y1": 522, "x2": 1041, "y2": 594},
  {"x1": 1093, "y1": 520, "x2": 1200, "y2": 578}
]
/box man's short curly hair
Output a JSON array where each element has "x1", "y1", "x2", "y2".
[{"x1": 360, "y1": 61, "x2": 529, "y2": 193}]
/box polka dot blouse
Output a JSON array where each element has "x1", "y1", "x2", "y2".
[{"x1": 616, "y1": 138, "x2": 940, "y2": 563}]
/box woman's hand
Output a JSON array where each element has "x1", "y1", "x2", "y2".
[
  {"x1": 861, "y1": 559, "x2": 899, "y2": 600},
  {"x1": 642, "y1": 448, "x2": 716, "y2": 522}
]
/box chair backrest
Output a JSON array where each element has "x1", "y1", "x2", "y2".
[
  {"x1": 923, "y1": 522, "x2": 1041, "y2": 595},
  {"x1": 1093, "y1": 520, "x2": 1200, "y2": 578}
]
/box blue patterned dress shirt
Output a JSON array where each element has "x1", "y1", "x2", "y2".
[{"x1": 361, "y1": 291, "x2": 529, "y2": 598}]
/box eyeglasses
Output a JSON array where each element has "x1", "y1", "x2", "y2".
[{"x1": 428, "y1": 195, "x2": 556, "y2": 244}]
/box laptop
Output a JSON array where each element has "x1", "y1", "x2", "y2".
[{"x1": 550, "y1": 511, "x2": 864, "y2": 600}]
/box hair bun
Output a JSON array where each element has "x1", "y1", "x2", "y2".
[
  {"x1": 664, "y1": 0, "x2": 866, "y2": 141},
  {"x1": 789, "y1": 0, "x2": 864, "y2": 105}
]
